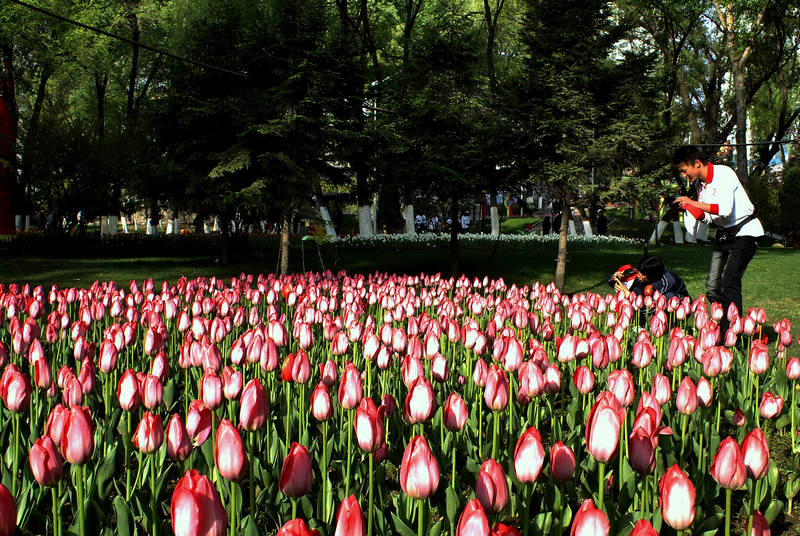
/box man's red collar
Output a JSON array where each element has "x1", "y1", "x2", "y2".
[{"x1": 706, "y1": 162, "x2": 714, "y2": 184}]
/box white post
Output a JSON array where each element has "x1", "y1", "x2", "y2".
[
  {"x1": 15, "y1": 215, "x2": 22, "y2": 231},
  {"x1": 166, "y1": 220, "x2": 174, "y2": 234},
  {"x1": 213, "y1": 217, "x2": 220, "y2": 232},
  {"x1": 121, "y1": 216, "x2": 129, "y2": 233},
  {"x1": 403, "y1": 204, "x2": 415, "y2": 235},
  {"x1": 490, "y1": 206, "x2": 500, "y2": 237},
  {"x1": 582, "y1": 218, "x2": 593, "y2": 237},
  {"x1": 372, "y1": 193, "x2": 379, "y2": 233},
  {"x1": 358, "y1": 206, "x2": 374, "y2": 236},
  {"x1": 320, "y1": 206, "x2": 337, "y2": 237},
  {"x1": 568, "y1": 220, "x2": 577, "y2": 236},
  {"x1": 204, "y1": 221, "x2": 211, "y2": 234}
]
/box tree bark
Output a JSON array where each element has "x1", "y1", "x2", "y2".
[
  {"x1": 449, "y1": 194, "x2": 460, "y2": 276},
  {"x1": 555, "y1": 190, "x2": 569, "y2": 291},
  {"x1": 713, "y1": 0, "x2": 770, "y2": 188},
  {"x1": 0, "y1": 43, "x2": 19, "y2": 233},
  {"x1": 280, "y1": 207, "x2": 291, "y2": 275}
]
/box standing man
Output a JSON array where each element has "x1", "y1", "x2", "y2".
[{"x1": 672, "y1": 145, "x2": 763, "y2": 331}]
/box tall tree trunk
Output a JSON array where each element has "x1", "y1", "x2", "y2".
[
  {"x1": 714, "y1": 0, "x2": 769, "y2": 188},
  {"x1": 555, "y1": 190, "x2": 569, "y2": 291},
  {"x1": 19, "y1": 62, "x2": 53, "y2": 218},
  {"x1": 280, "y1": 207, "x2": 291, "y2": 275},
  {"x1": 449, "y1": 194, "x2": 459, "y2": 276},
  {"x1": 0, "y1": 43, "x2": 18, "y2": 233}
]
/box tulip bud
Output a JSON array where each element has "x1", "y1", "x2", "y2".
[
  {"x1": 277, "y1": 519, "x2": 321, "y2": 536},
  {"x1": 675, "y1": 376, "x2": 697, "y2": 415},
  {"x1": 572, "y1": 366, "x2": 594, "y2": 395},
  {"x1": 338, "y1": 362, "x2": 363, "y2": 411},
  {"x1": 279, "y1": 442, "x2": 313, "y2": 498},
  {"x1": 550, "y1": 441, "x2": 576, "y2": 482},
  {"x1": 399, "y1": 435, "x2": 440, "y2": 499},
  {"x1": 171, "y1": 470, "x2": 227, "y2": 536},
  {"x1": 759, "y1": 392, "x2": 783, "y2": 419},
  {"x1": 133, "y1": 411, "x2": 164, "y2": 454},
  {"x1": 513, "y1": 427, "x2": 545, "y2": 484},
  {"x1": 403, "y1": 375, "x2": 435, "y2": 424},
  {"x1": 186, "y1": 399, "x2": 212, "y2": 446},
  {"x1": 239, "y1": 378, "x2": 269, "y2": 431},
  {"x1": 455, "y1": 499, "x2": 490, "y2": 536},
  {"x1": 491, "y1": 523, "x2": 522, "y2": 536},
  {"x1": 60, "y1": 406, "x2": 94, "y2": 465},
  {"x1": 334, "y1": 495, "x2": 365, "y2": 536},
  {"x1": 710, "y1": 437, "x2": 747, "y2": 489},
  {"x1": 741, "y1": 428, "x2": 770, "y2": 480},
  {"x1": 215, "y1": 419, "x2": 247, "y2": 481},
  {"x1": 570, "y1": 499, "x2": 609, "y2": 536},
  {"x1": 141, "y1": 374, "x2": 163, "y2": 411},
  {"x1": 29, "y1": 436, "x2": 63, "y2": 487},
  {"x1": 484, "y1": 364, "x2": 509, "y2": 411},
  {"x1": 585, "y1": 393, "x2": 622, "y2": 463},
  {"x1": 443, "y1": 392, "x2": 468, "y2": 432},
  {"x1": 354, "y1": 397, "x2": 385, "y2": 453},
  {"x1": 0, "y1": 483, "x2": 16, "y2": 536},
  {"x1": 166, "y1": 414, "x2": 193, "y2": 462},
  {"x1": 201, "y1": 369, "x2": 223, "y2": 411},
  {"x1": 750, "y1": 510, "x2": 770, "y2": 536},
  {"x1": 475, "y1": 458, "x2": 509, "y2": 514},
  {"x1": 658, "y1": 465, "x2": 696, "y2": 530},
  {"x1": 629, "y1": 519, "x2": 658, "y2": 536},
  {"x1": 221, "y1": 366, "x2": 243, "y2": 401}
]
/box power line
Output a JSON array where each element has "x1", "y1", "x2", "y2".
[{"x1": 7, "y1": 0, "x2": 247, "y2": 78}]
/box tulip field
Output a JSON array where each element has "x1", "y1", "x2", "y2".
[{"x1": 1, "y1": 271, "x2": 799, "y2": 536}]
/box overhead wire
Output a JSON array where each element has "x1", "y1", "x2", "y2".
[{"x1": 6, "y1": 0, "x2": 248, "y2": 78}]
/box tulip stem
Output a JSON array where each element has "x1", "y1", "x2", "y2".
[
  {"x1": 492, "y1": 410, "x2": 499, "y2": 461},
  {"x1": 12, "y1": 412, "x2": 19, "y2": 497},
  {"x1": 724, "y1": 487, "x2": 732, "y2": 536},
  {"x1": 792, "y1": 387, "x2": 797, "y2": 452},
  {"x1": 248, "y1": 432, "x2": 255, "y2": 517},
  {"x1": 126, "y1": 413, "x2": 132, "y2": 500},
  {"x1": 285, "y1": 384, "x2": 291, "y2": 457},
  {"x1": 52, "y1": 484, "x2": 60, "y2": 536},
  {"x1": 680, "y1": 413, "x2": 688, "y2": 463},
  {"x1": 523, "y1": 483, "x2": 534, "y2": 536},
  {"x1": 346, "y1": 410, "x2": 353, "y2": 496},
  {"x1": 231, "y1": 482, "x2": 238, "y2": 535},
  {"x1": 597, "y1": 462, "x2": 605, "y2": 512},
  {"x1": 322, "y1": 420, "x2": 329, "y2": 521},
  {"x1": 478, "y1": 394, "x2": 484, "y2": 459},
  {"x1": 451, "y1": 432, "x2": 457, "y2": 490},
  {"x1": 291, "y1": 496, "x2": 297, "y2": 521},
  {"x1": 417, "y1": 499, "x2": 424, "y2": 536},
  {"x1": 368, "y1": 454, "x2": 374, "y2": 536},
  {"x1": 76, "y1": 464, "x2": 86, "y2": 536},
  {"x1": 150, "y1": 454, "x2": 157, "y2": 534}
]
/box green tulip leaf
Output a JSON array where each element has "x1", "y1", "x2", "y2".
[
  {"x1": 784, "y1": 476, "x2": 800, "y2": 499},
  {"x1": 445, "y1": 486, "x2": 459, "y2": 527},
  {"x1": 429, "y1": 519, "x2": 443, "y2": 536},
  {"x1": 764, "y1": 499, "x2": 784, "y2": 525},
  {"x1": 113, "y1": 495, "x2": 132, "y2": 536},
  {"x1": 391, "y1": 512, "x2": 418, "y2": 536},
  {"x1": 693, "y1": 509, "x2": 723, "y2": 536},
  {"x1": 95, "y1": 445, "x2": 119, "y2": 498},
  {"x1": 244, "y1": 517, "x2": 260, "y2": 536}
]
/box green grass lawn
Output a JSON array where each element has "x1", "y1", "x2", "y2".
[{"x1": 2, "y1": 237, "x2": 798, "y2": 329}]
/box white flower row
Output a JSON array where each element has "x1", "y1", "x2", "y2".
[{"x1": 327, "y1": 232, "x2": 643, "y2": 249}]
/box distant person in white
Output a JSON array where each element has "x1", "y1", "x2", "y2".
[{"x1": 672, "y1": 145, "x2": 764, "y2": 333}]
